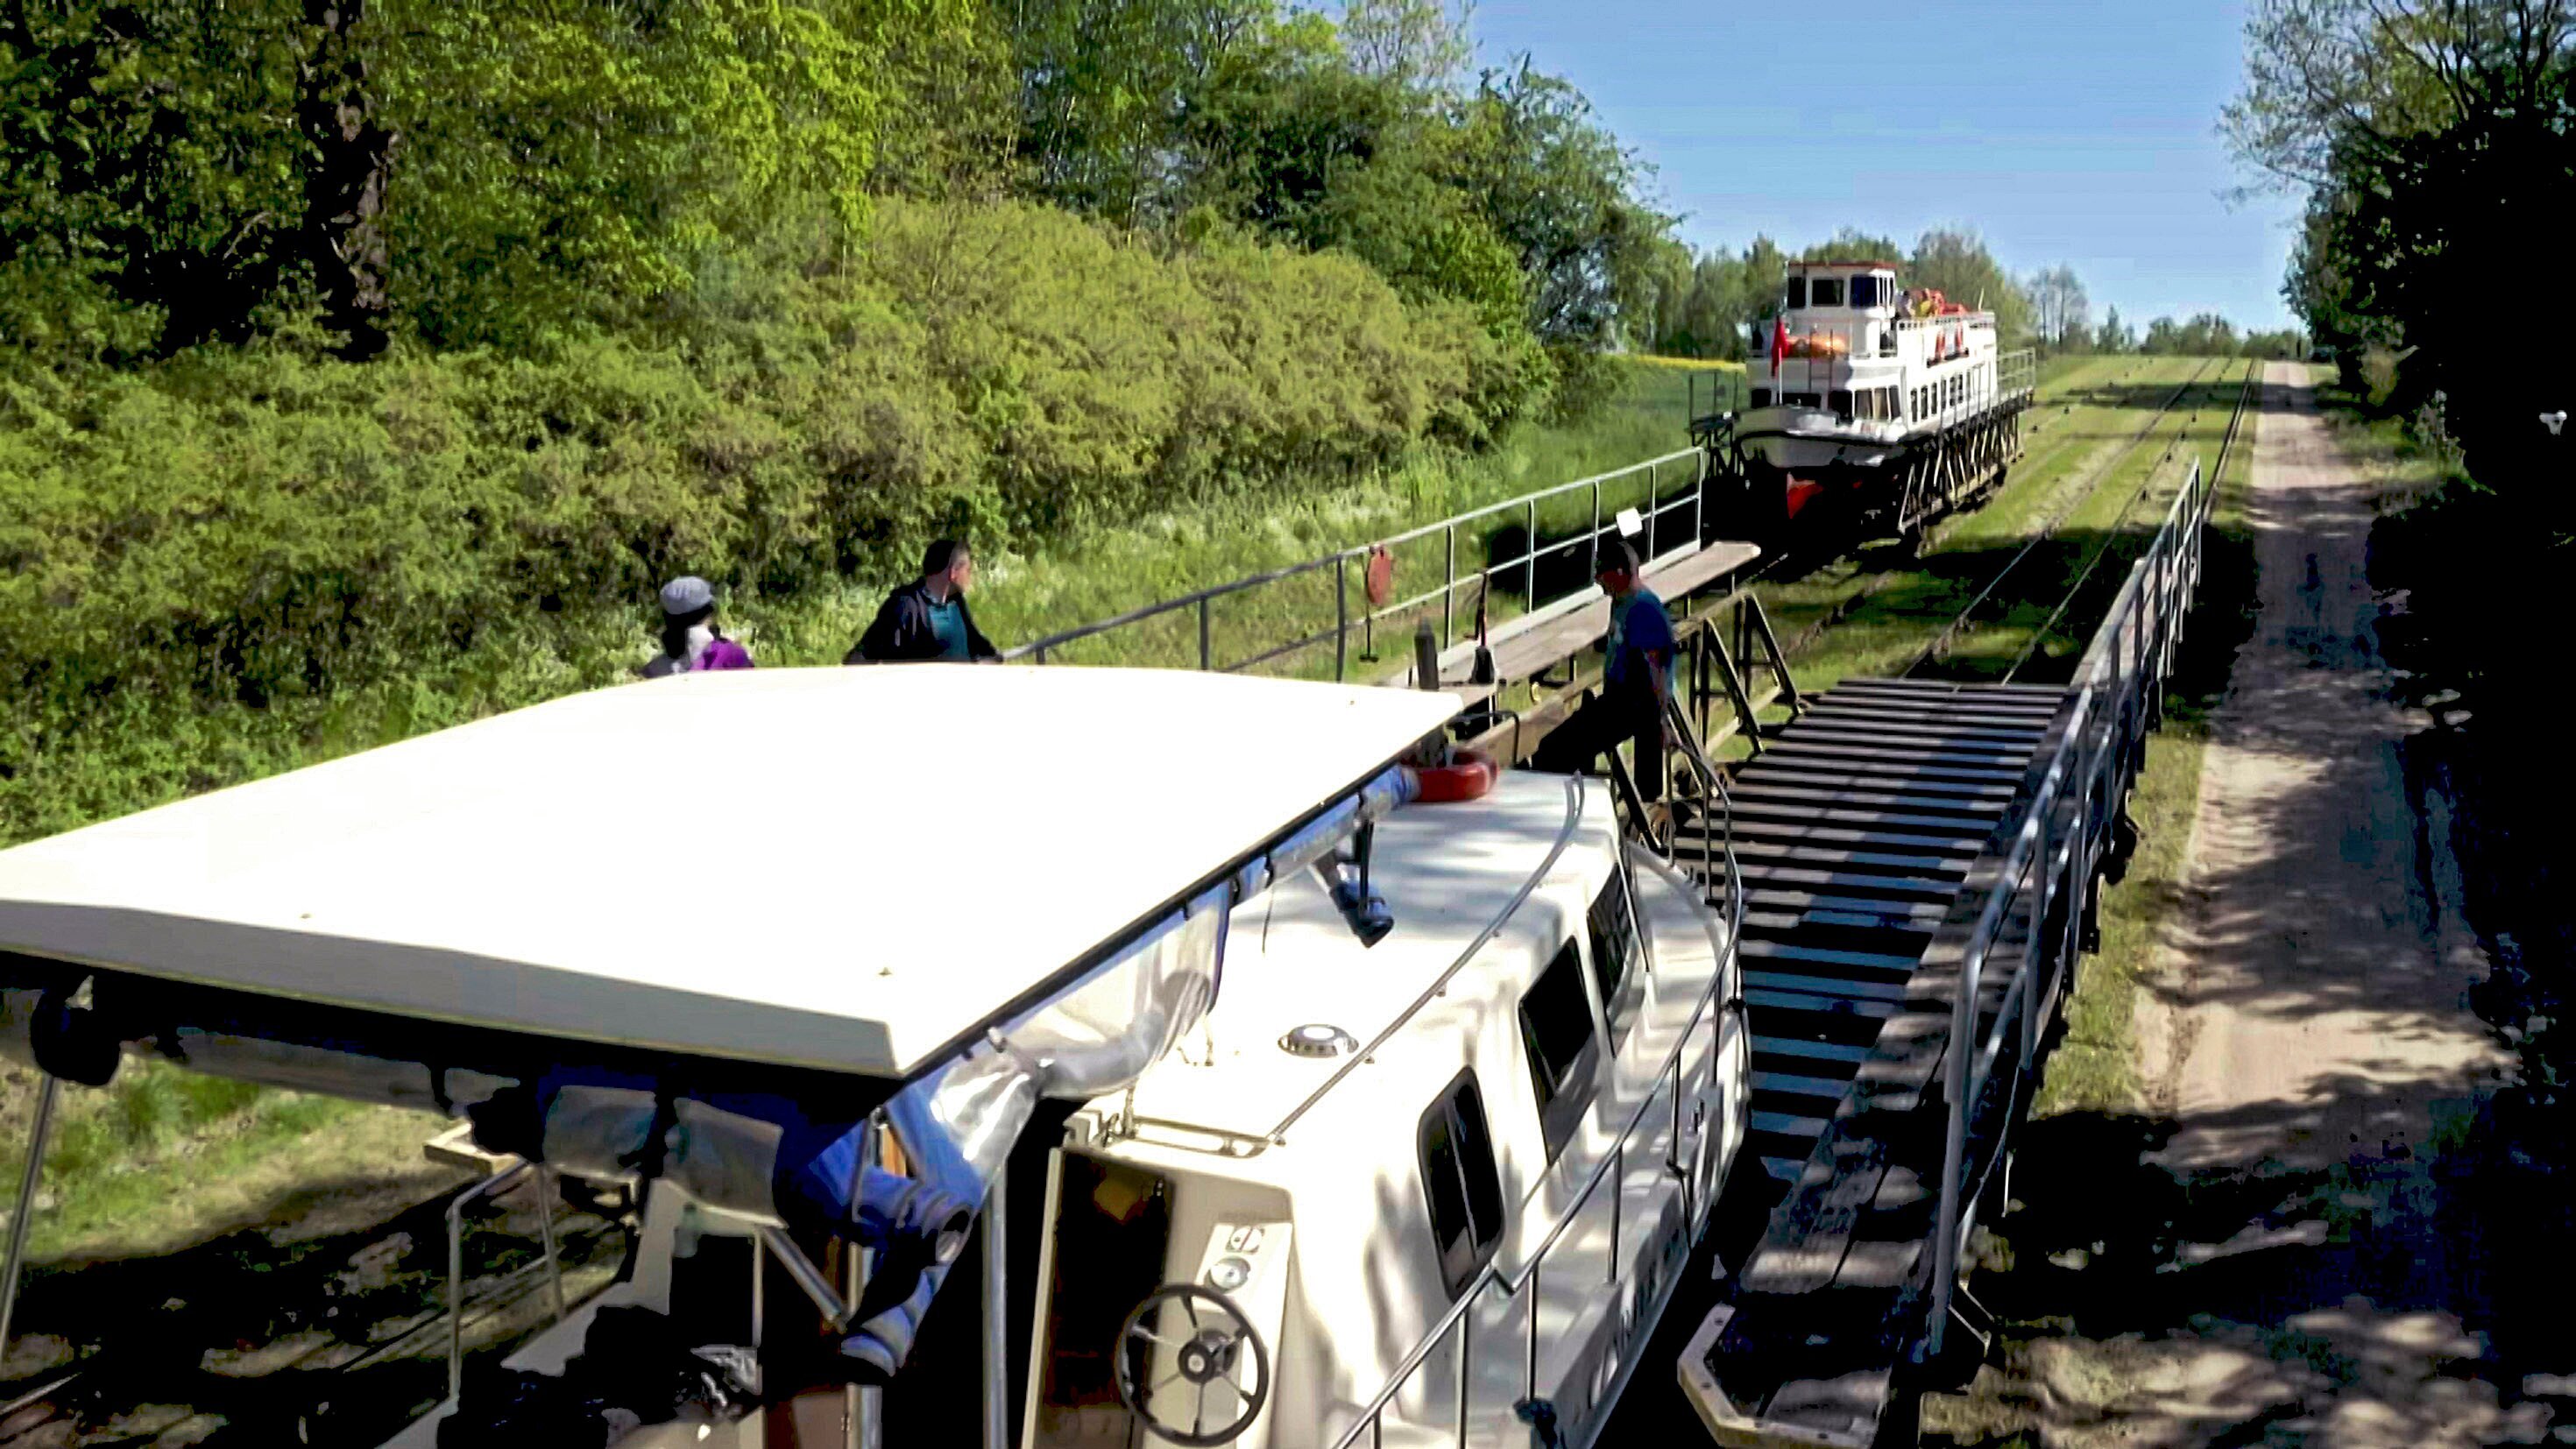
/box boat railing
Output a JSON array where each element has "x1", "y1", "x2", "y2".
[
  {"x1": 1003, "y1": 449, "x2": 1709, "y2": 680},
  {"x1": 1322, "y1": 734, "x2": 1744, "y2": 1449},
  {"x1": 1921, "y1": 455, "x2": 2214, "y2": 1359},
  {"x1": 1999, "y1": 347, "x2": 2038, "y2": 400}
]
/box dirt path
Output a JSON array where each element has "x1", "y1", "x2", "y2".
[
  {"x1": 1928, "y1": 366, "x2": 2558, "y2": 1449},
  {"x1": 2137, "y1": 366, "x2": 2507, "y2": 1171}
]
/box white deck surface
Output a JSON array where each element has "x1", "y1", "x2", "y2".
[
  {"x1": 1126, "y1": 770, "x2": 1608, "y2": 1140},
  {"x1": 0, "y1": 667, "x2": 1458, "y2": 1078}
]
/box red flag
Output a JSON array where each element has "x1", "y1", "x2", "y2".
[{"x1": 1770, "y1": 316, "x2": 1790, "y2": 371}]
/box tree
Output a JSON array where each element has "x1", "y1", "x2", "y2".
[
  {"x1": 1444, "y1": 60, "x2": 1669, "y2": 350},
  {"x1": 1907, "y1": 228, "x2": 2034, "y2": 343},
  {"x1": 1340, "y1": 0, "x2": 1473, "y2": 92},
  {"x1": 2094, "y1": 305, "x2": 2133, "y2": 353},
  {"x1": 2028, "y1": 264, "x2": 2091, "y2": 350},
  {"x1": 1007, "y1": 0, "x2": 1269, "y2": 223},
  {"x1": 1801, "y1": 230, "x2": 1906, "y2": 265},
  {"x1": 2229, "y1": 0, "x2": 2576, "y2": 485}
]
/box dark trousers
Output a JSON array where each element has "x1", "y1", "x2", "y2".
[{"x1": 1531, "y1": 676, "x2": 1665, "y2": 800}]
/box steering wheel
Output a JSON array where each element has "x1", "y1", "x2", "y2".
[{"x1": 1113, "y1": 1283, "x2": 1271, "y2": 1446}]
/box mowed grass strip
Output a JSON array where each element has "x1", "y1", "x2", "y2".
[
  {"x1": 2032, "y1": 363, "x2": 2265, "y2": 1114},
  {"x1": 1744, "y1": 355, "x2": 2234, "y2": 710}
]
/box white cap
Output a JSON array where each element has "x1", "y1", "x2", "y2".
[{"x1": 659, "y1": 576, "x2": 715, "y2": 617}]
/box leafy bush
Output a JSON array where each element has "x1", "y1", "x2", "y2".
[{"x1": 0, "y1": 199, "x2": 1544, "y2": 843}]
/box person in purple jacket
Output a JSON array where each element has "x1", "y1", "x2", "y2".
[{"x1": 644, "y1": 576, "x2": 754, "y2": 677}]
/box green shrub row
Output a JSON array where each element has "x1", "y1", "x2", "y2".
[{"x1": 0, "y1": 200, "x2": 1546, "y2": 802}]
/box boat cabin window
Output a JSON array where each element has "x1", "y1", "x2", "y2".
[
  {"x1": 1784, "y1": 276, "x2": 1807, "y2": 309},
  {"x1": 1519, "y1": 937, "x2": 1603, "y2": 1161},
  {"x1": 1809, "y1": 277, "x2": 1845, "y2": 307},
  {"x1": 1588, "y1": 862, "x2": 1645, "y2": 1041},
  {"x1": 1829, "y1": 388, "x2": 1854, "y2": 421},
  {"x1": 1419, "y1": 1070, "x2": 1505, "y2": 1299},
  {"x1": 1851, "y1": 275, "x2": 1884, "y2": 308}
]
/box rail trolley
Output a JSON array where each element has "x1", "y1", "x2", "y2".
[{"x1": 1694, "y1": 260, "x2": 2036, "y2": 545}]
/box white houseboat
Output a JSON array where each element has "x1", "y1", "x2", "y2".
[{"x1": 0, "y1": 665, "x2": 1748, "y2": 1449}]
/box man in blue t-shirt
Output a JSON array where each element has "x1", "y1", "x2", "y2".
[{"x1": 1532, "y1": 539, "x2": 1677, "y2": 798}]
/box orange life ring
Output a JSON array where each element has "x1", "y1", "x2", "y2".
[{"x1": 1411, "y1": 750, "x2": 1498, "y2": 803}]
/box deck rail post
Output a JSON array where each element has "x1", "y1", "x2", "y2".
[{"x1": 1198, "y1": 596, "x2": 1213, "y2": 672}]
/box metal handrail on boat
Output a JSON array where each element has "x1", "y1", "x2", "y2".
[
  {"x1": 1323, "y1": 737, "x2": 1744, "y2": 1449},
  {"x1": 1261, "y1": 777, "x2": 1588, "y2": 1147},
  {"x1": 1005, "y1": 449, "x2": 1711, "y2": 680}
]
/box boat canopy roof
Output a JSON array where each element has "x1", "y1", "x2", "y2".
[{"x1": 0, "y1": 667, "x2": 1458, "y2": 1081}]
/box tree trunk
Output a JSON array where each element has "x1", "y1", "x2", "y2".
[{"x1": 298, "y1": 0, "x2": 397, "y2": 359}]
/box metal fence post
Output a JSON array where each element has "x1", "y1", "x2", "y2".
[
  {"x1": 1198, "y1": 597, "x2": 1213, "y2": 672},
  {"x1": 1443, "y1": 527, "x2": 1457, "y2": 649},
  {"x1": 1525, "y1": 499, "x2": 1539, "y2": 606},
  {"x1": 1646, "y1": 459, "x2": 1660, "y2": 561},
  {"x1": 1590, "y1": 483, "x2": 1603, "y2": 577},
  {"x1": 1334, "y1": 554, "x2": 1349, "y2": 683}
]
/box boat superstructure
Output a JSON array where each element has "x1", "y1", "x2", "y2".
[
  {"x1": 1718, "y1": 260, "x2": 2035, "y2": 538},
  {"x1": 1030, "y1": 771, "x2": 1747, "y2": 1449},
  {"x1": 0, "y1": 664, "x2": 1747, "y2": 1449}
]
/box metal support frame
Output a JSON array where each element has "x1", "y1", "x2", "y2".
[
  {"x1": 0, "y1": 1075, "x2": 62, "y2": 1359},
  {"x1": 983, "y1": 1166, "x2": 1011, "y2": 1449},
  {"x1": 443, "y1": 1159, "x2": 563, "y2": 1403}
]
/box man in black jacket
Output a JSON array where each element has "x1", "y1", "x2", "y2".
[{"x1": 846, "y1": 539, "x2": 1001, "y2": 663}]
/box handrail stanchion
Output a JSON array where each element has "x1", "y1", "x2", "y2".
[{"x1": 1199, "y1": 596, "x2": 1212, "y2": 672}]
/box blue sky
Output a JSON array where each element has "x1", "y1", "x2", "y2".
[{"x1": 1462, "y1": 0, "x2": 2302, "y2": 330}]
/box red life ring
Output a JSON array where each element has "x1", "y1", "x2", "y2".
[{"x1": 1411, "y1": 750, "x2": 1498, "y2": 803}]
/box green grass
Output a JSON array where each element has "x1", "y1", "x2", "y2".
[
  {"x1": 0, "y1": 1059, "x2": 387, "y2": 1261},
  {"x1": 2031, "y1": 365, "x2": 2266, "y2": 1115}
]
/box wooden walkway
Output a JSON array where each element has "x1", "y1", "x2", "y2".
[
  {"x1": 1667, "y1": 675, "x2": 2074, "y2": 1449},
  {"x1": 1395, "y1": 540, "x2": 1763, "y2": 701}
]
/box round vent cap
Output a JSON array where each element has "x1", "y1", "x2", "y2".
[{"x1": 1278, "y1": 1023, "x2": 1358, "y2": 1059}]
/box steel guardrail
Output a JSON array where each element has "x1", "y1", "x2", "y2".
[
  {"x1": 1004, "y1": 449, "x2": 1710, "y2": 680},
  {"x1": 1921, "y1": 450, "x2": 2217, "y2": 1359},
  {"x1": 1321, "y1": 710, "x2": 1744, "y2": 1449}
]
